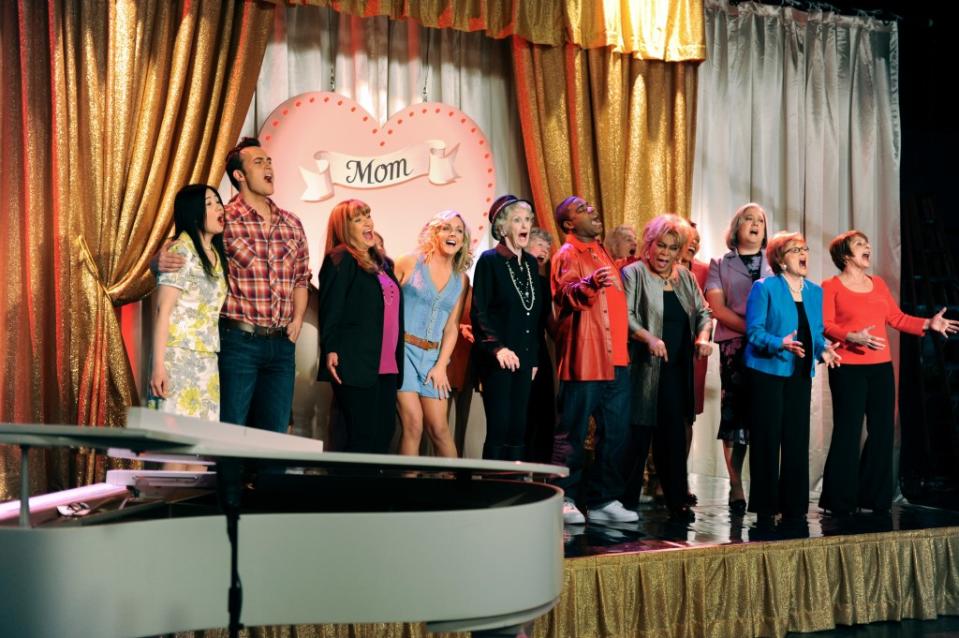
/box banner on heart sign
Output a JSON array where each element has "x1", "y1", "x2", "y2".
[{"x1": 298, "y1": 140, "x2": 459, "y2": 202}]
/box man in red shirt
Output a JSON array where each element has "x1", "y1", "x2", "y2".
[{"x1": 551, "y1": 196, "x2": 637, "y2": 524}]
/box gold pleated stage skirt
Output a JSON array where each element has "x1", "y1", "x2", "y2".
[{"x1": 178, "y1": 525, "x2": 959, "y2": 638}]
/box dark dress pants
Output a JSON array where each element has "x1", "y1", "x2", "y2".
[
  {"x1": 332, "y1": 374, "x2": 398, "y2": 454},
  {"x1": 747, "y1": 369, "x2": 812, "y2": 518},
  {"x1": 552, "y1": 366, "x2": 631, "y2": 508},
  {"x1": 480, "y1": 365, "x2": 533, "y2": 461},
  {"x1": 820, "y1": 363, "x2": 895, "y2": 512}
]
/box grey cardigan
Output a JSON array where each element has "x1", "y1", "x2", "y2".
[{"x1": 622, "y1": 260, "x2": 712, "y2": 427}]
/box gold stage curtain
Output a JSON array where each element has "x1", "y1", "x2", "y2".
[
  {"x1": 512, "y1": 39, "x2": 698, "y2": 239},
  {"x1": 0, "y1": 0, "x2": 274, "y2": 500},
  {"x1": 285, "y1": 0, "x2": 705, "y2": 60}
]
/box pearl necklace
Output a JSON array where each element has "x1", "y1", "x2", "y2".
[
  {"x1": 507, "y1": 256, "x2": 535, "y2": 312},
  {"x1": 785, "y1": 276, "x2": 804, "y2": 295}
]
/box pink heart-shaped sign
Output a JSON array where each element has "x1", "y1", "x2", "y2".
[{"x1": 259, "y1": 92, "x2": 496, "y2": 283}]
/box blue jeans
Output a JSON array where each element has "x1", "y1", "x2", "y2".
[
  {"x1": 218, "y1": 326, "x2": 295, "y2": 433},
  {"x1": 552, "y1": 366, "x2": 631, "y2": 508}
]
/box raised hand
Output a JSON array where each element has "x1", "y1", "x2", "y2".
[
  {"x1": 847, "y1": 325, "x2": 886, "y2": 350},
  {"x1": 929, "y1": 307, "x2": 959, "y2": 337},
  {"x1": 589, "y1": 266, "x2": 614, "y2": 289},
  {"x1": 822, "y1": 341, "x2": 842, "y2": 369},
  {"x1": 156, "y1": 239, "x2": 186, "y2": 273},
  {"x1": 782, "y1": 331, "x2": 805, "y2": 358}
]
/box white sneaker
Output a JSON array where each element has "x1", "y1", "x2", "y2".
[
  {"x1": 587, "y1": 500, "x2": 639, "y2": 523},
  {"x1": 562, "y1": 499, "x2": 585, "y2": 524}
]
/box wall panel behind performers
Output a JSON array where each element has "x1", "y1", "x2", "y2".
[
  {"x1": 689, "y1": 0, "x2": 901, "y2": 489},
  {"x1": 139, "y1": 5, "x2": 530, "y2": 453}
]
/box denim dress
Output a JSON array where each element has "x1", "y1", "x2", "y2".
[{"x1": 399, "y1": 256, "x2": 463, "y2": 398}]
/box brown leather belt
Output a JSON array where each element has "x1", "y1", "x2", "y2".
[
  {"x1": 220, "y1": 318, "x2": 288, "y2": 338},
  {"x1": 404, "y1": 333, "x2": 440, "y2": 350}
]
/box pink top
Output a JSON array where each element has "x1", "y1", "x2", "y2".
[
  {"x1": 377, "y1": 271, "x2": 400, "y2": 374},
  {"x1": 822, "y1": 275, "x2": 926, "y2": 365}
]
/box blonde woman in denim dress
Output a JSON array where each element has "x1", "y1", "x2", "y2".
[{"x1": 394, "y1": 211, "x2": 471, "y2": 457}]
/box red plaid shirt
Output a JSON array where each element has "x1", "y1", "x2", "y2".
[{"x1": 221, "y1": 194, "x2": 310, "y2": 327}]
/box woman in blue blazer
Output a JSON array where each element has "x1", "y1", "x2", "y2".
[{"x1": 745, "y1": 231, "x2": 840, "y2": 521}]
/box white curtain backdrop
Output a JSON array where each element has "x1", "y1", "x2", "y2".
[
  {"x1": 231, "y1": 5, "x2": 529, "y2": 451},
  {"x1": 689, "y1": 0, "x2": 901, "y2": 494}
]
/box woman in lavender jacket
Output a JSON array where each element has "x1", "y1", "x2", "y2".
[{"x1": 704, "y1": 203, "x2": 772, "y2": 514}]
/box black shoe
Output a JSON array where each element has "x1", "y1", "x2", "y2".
[
  {"x1": 780, "y1": 512, "x2": 807, "y2": 522},
  {"x1": 668, "y1": 505, "x2": 694, "y2": 521},
  {"x1": 825, "y1": 508, "x2": 852, "y2": 517}
]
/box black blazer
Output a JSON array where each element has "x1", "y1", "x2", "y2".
[
  {"x1": 470, "y1": 243, "x2": 548, "y2": 372},
  {"x1": 317, "y1": 245, "x2": 404, "y2": 388}
]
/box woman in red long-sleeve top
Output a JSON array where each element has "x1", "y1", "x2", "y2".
[{"x1": 819, "y1": 230, "x2": 959, "y2": 515}]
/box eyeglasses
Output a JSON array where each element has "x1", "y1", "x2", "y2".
[{"x1": 786, "y1": 246, "x2": 810, "y2": 255}]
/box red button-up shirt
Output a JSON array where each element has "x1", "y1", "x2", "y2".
[
  {"x1": 221, "y1": 194, "x2": 310, "y2": 328},
  {"x1": 551, "y1": 234, "x2": 629, "y2": 381}
]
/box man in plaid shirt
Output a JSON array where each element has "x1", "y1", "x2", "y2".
[
  {"x1": 158, "y1": 137, "x2": 310, "y2": 432},
  {"x1": 216, "y1": 137, "x2": 310, "y2": 431}
]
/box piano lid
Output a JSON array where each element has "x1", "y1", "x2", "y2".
[{"x1": 0, "y1": 408, "x2": 568, "y2": 478}]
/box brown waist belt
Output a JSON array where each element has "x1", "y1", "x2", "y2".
[
  {"x1": 404, "y1": 333, "x2": 440, "y2": 350},
  {"x1": 220, "y1": 318, "x2": 287, "y2": 338}
]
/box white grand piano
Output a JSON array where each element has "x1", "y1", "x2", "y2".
[{"x1": 0, "y1": 408, "x2": 567, "y2": 638}]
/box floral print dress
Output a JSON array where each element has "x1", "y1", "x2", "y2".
[{"x1": 155, "y1": 237, "x2": 228, "y2": 420}]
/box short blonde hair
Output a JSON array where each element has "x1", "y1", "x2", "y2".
[
  {"x1": 766, "y1": 231, "x2": 806, "y2": 275},
  {"x1": 641, "y1": 214, "x2": 685, "y2": 257},
  {"x1": 726, "y1": 203, "x2": 769, "y2": 251},
  {"x1": 418, "y1": 209, "x2": 474, "y2": 273}
]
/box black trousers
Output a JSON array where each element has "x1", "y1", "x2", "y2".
[
  {"x1": 622, "y1": 400, "x2": 689, "y2": 512},
  {"x1": 747, "y1": 369, "x2": 812, "y2": 518},
  {"x1": 480, "y1": 366, "x2": 533, "y2": 460},
  {"x1": 524, "y1": 346, "x2": 557, "y2": 463},
  {"x1": 332, "y1": 374, "x2": 398, "y2": 454},
  {"x1": 820, "y1": 363, "x2": 895, "y2": 512}
]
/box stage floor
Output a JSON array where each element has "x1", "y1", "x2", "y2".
[{"x1": 562, "y1": 474, "x2": 959, "y2": 559}]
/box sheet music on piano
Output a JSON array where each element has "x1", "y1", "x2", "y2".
[{"x1": 0, "y1": 408, "x2": 567, "y2": 638}]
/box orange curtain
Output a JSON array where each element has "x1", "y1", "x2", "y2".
[
  {"x1": 289, "y1": 0, "x2": 705, "y2": 60},
  {"x1": 512, "y1": 39, "x2": 698, "y2": 238},
  {"x1": 0, "y1": 0, "x2": 274, "y2": 499}
]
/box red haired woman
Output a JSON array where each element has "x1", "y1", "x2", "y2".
[{"x1": 318, "y1": 199, "x2": 404, "y2": 453}]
